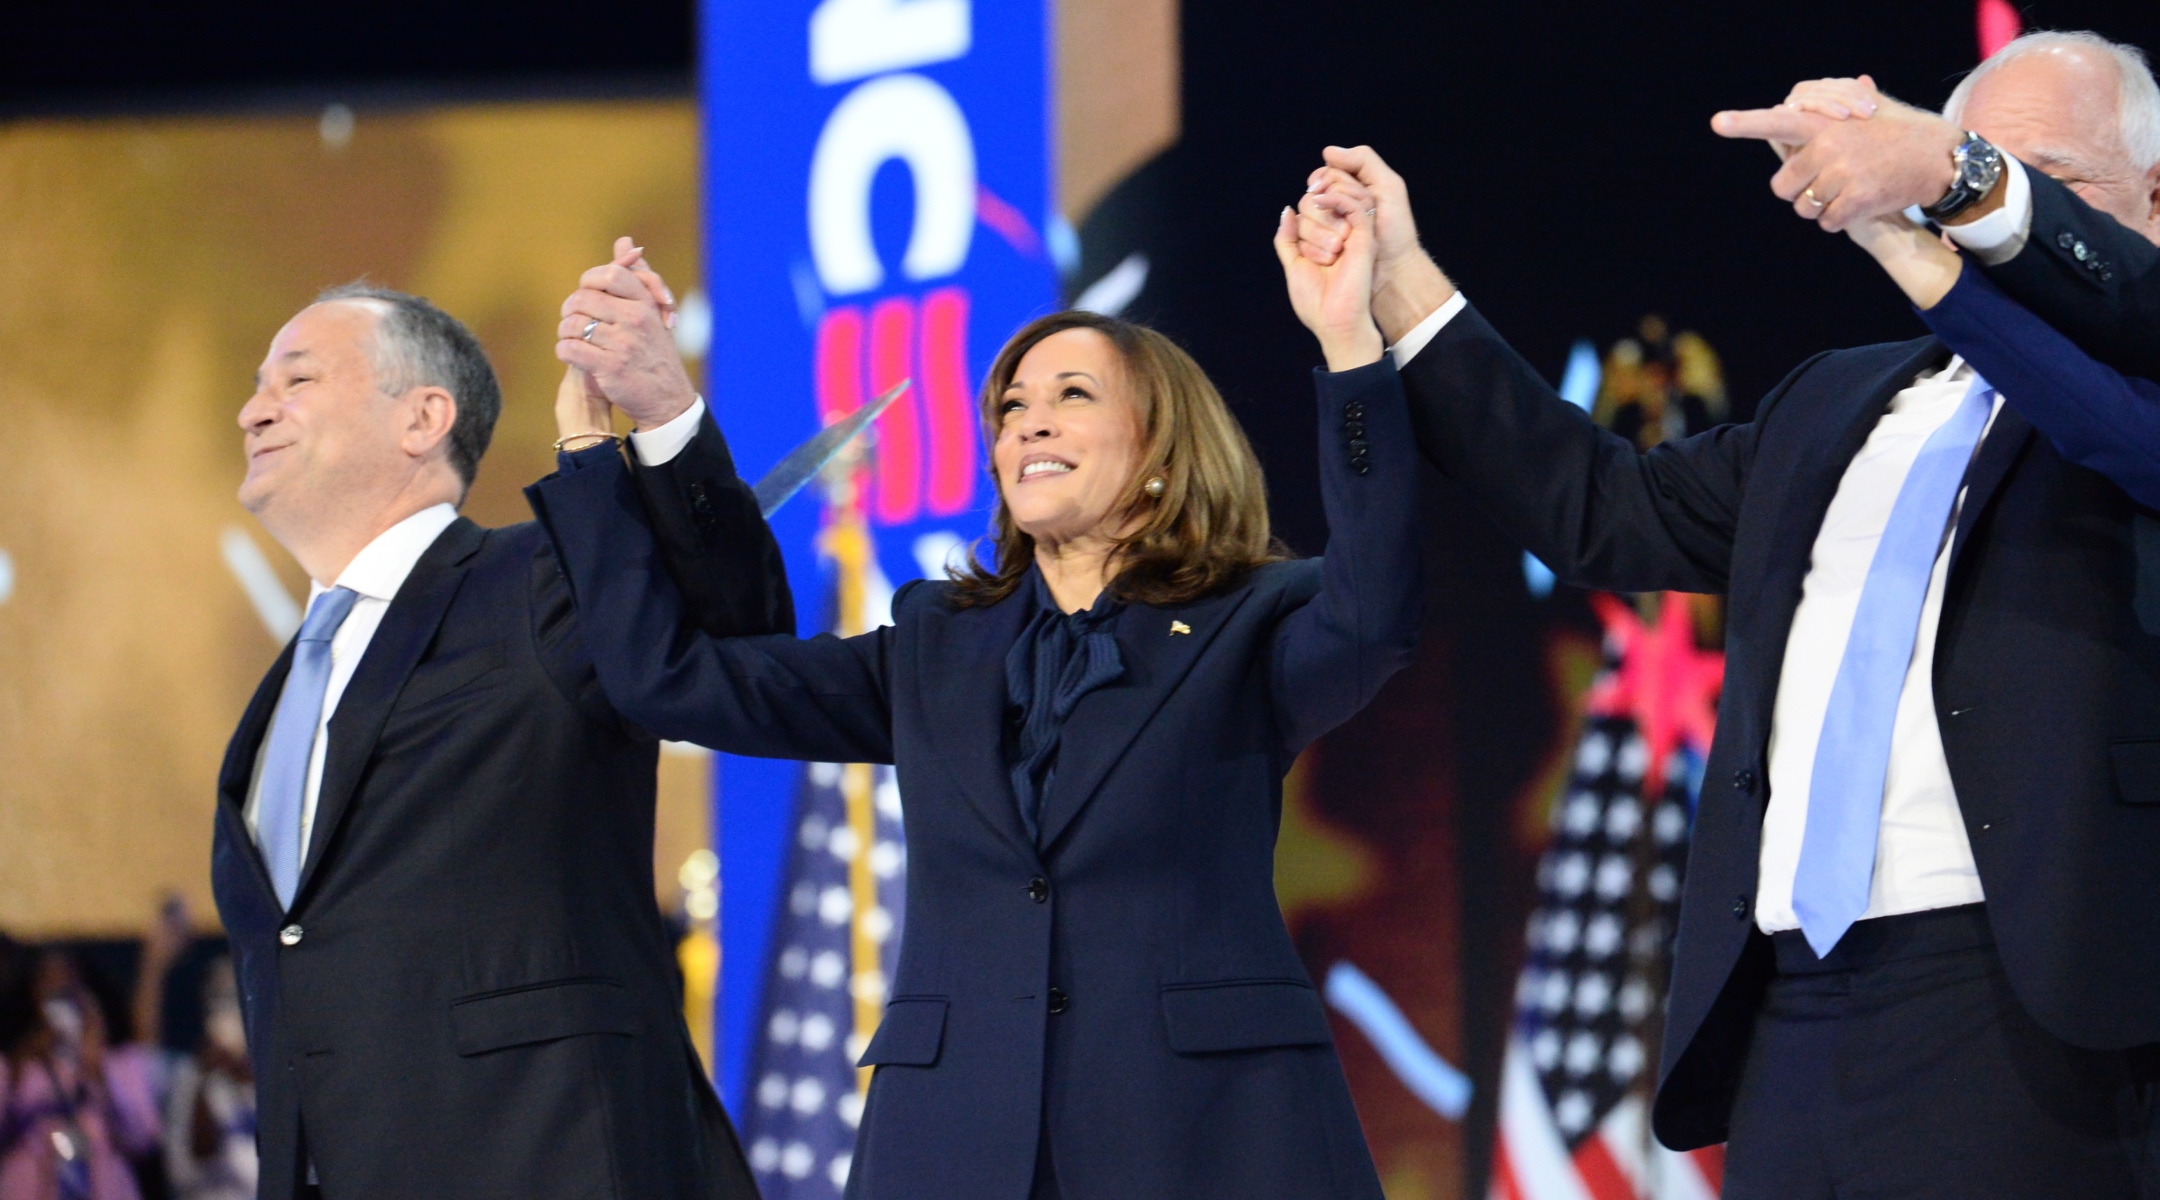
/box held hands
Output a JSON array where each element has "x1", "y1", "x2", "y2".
[
  {"x1": 1294, "y1": 146, "x2": 1456, "y2": 345},
  {"x1": 556, "y1": 236, "x2": 695, "y2": 430},
  {"x1": 1712, "y1": 76, "x2": 1969, "y2": 232},
  {"x1": 1275, "y1": 193, "x2": 1384, "y2": 371}
]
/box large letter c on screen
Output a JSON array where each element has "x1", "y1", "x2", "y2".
[{"x1": 808, "y1": 73, "x2": 977, "y2": 297}]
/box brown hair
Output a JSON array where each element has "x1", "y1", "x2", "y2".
[{"x1": 947, "y1": 311, "x2": 1284, "y2": 609}]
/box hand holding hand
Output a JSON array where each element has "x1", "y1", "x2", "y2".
[
  {"x1": 556, "y1": 236, "x2": 696, "y2": 429},
  {"x1": 1713, "y1": 83, "x2": 1964, "y2": 232},
  {"x1": 1294, "y1": 145, "x2": 1456, "y2": 344},
  {"x1": 1275, "y1": 193, "x2": 1384, "y2": 371},
  {"x1": 554, "y1": 366, "x2": 615, "y2": 448}
]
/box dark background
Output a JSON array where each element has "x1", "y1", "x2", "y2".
[{"x1": 12, "y1": 1, "x2": 2158, "y2": 1192}]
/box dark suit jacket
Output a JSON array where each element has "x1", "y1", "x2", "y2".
[
  {"x1": 526, "y1": 361, "x2": 1421, "y2": 1200},
  {"x1": 211, "y1": 417, "x2": 789, "y2": 1200},
  {"x1": 1401, "y1": 269, "x2": 2160, "y2": 1151},
  {"x1": 1982, "y1": 168, "x2": 2160, "y2": 380}
]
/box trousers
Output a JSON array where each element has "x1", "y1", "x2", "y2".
[{"x1": 1723, "y1": 903, "x2": 2154, "y2": 1198}]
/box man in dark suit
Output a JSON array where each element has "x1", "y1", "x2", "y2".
[
  {"x1": 212, "y1": 243, "x2": 788, "y2": 1200},
  {"x1": 1298, "y1": 29, "x2": 2160, "y2": 1199}
]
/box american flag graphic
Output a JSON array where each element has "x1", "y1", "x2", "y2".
[
  {"x1": 1490, "y1": 593, "x2": 1727, "y2": 1200},
  {"x1": 739, "y1": 502, "x2": 906, "y2": 1197}
]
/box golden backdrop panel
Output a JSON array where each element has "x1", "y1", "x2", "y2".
[{"x1": 0, "y1": 100, "x2": 707, "y2": 937}]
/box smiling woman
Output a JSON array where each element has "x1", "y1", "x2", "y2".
[
  {"x1": 529, "y1": 195, "x2": 1424, "y2": 1199},
  {"x1": 955, "y1": 310, "x2": 1281, "y2": 612}
]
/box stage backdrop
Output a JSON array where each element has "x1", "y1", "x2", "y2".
[{"x1": 698, "y1": 0, "x2": 1066, "y2": 1114}]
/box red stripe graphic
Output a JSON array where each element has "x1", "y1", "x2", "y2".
[
  {"x1": 919, "y1": 286, "x2": 976, "y2": 516},
  {"x1": 867, "y1": 297, "x2": 922, "y2": 525}
]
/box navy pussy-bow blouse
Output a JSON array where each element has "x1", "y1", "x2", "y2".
[{"x1": 1003, "y1": 569, "x2": 1125, "y2": 844}]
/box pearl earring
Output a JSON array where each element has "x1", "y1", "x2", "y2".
[{"x1": 1143, "y1": 476, "x2": 1167, "y2": 498}]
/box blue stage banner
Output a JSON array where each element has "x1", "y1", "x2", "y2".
[{"x1": 701, "y1": 0, "x2": 1059, "y2": 1113}]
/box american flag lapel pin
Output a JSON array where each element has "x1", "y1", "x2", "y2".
[{"x1": 1170, "y1": 620, "x2": 1191, "y2": 636}]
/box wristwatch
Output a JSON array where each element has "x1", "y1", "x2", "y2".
[{"x1": 1920, "y1": 131, "x2": 2005, "y2": 224}]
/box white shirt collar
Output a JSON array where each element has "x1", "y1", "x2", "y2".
[{"x1": 308, "y1": 503, "x2": 460, "y2": 605}]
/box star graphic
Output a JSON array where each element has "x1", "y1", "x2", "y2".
[{"x1": 1582, "y1": 592, "x2": 1726, "y2": 798}]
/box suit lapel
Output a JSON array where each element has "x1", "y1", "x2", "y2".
[
  {"x1": 292, "y1": 518, "x2": 486, "y2": 908},
  {"x1": 220, "y1": 641, "x2": 296, "y2": 811},
  {"x1": 913, "y1": 592, "x2": 1037, "y2": 860},
  {"x1": 1947, "y1": 404, "x2": 2034, "y2": 581},
  {"x1": 1036, "y1": 586, "x2": 1255, "y2": 852},
  {"x1": 216, "y1": 640, "x2": 299, "y2": 900}
]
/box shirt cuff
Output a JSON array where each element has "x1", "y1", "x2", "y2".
[
  {"x1": 1940, "y1": 156, "x2": 2031, "y2": 267},
  {"x1": 627, "y1": 396, "x2": 706, "y2": 466},
  {"x1": 1387, "y1": 292, "x2": 1469, "y2": 369}
]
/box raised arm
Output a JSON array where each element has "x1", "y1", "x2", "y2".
[
  {"x1": 554, "y1": 239, "x2": 797, "y2": 638},
  {"x1": 1849, "y1": 213, "x2": 2160, "y2": 509},
  {"x1": 1265, "y1": 194, "x2": 1422, "y2": 752},
  {"x1": 525, "y1": 445, "x2": 897, "y2": 765},
  {"x1": 1299, "y1": 145, "x2": 1769, "y2": 594}
]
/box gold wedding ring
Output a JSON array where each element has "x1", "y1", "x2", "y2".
[{"x1": 1803, "y1": 188, "x2": 1827, "y2": 210}]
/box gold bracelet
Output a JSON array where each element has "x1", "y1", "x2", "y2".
[{"x1": 553, "y1": 431, "x2": 623, "y2": 452}]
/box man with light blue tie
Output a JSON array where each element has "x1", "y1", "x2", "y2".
[
  {"x1": 211, "y1": 244, "x2": 789, "y2": 1200},
  {"x1": 1298, "y1": 29, "x2": 2160, "y2": 1199}
]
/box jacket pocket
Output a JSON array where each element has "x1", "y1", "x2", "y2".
[
  {"x1": 856, "y1": 997, "x2": 948, "y2": 1067},
  {"x1": 1161, "y1": 979, "x2": 1332, "y2": 1053},
  {"x1": 451, "y1": 977, "x2": 638, "y2": 1056},
  {"x1": 2111, "y1": 739, "x2": 2160, "y2": 804}
]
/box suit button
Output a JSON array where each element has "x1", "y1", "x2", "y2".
[
  {"x1": 1026, "y1": 877, "x2": 1049, "y2": 903},
  {"x1": 1351, "y1": 460, "x2": 1372, "y2": 476},
  {"x1": 1731, "y1": 896, "x2": 1751, "y2": 920},
  {"x1": 1347, "y1": 438, "x2": 1370, "y2": 455},
  {"x1": 279, "y1": 925, "x2": 304, "y2": 947},
  {"x1": 1732, "y1": 768, "x2": 1756, "y2": 792},
  {"x1": 1047, "y1": 987, "x2": 1069, "y2": 1015},
  {"x1": 1342, "y1": 420, "x2": 1366, "y2": 439},
  {"x1": 2074, "y1": 241, "x2": 2091, "y2": 261},
  {"x1": 2100, "y1": 267, "x2": 2116, "y2": 282},
  {"x1": 1344, "y1": 402, "x2": 1366, "y2": 420},
  {"x1": 2058, "y1": 231, "x2": 2077, "y2": 250}
]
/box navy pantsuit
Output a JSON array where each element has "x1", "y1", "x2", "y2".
[{"x1": 527, "y1": 360, "x2": 1421, "y2": 1199}]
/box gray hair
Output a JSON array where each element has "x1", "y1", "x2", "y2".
[
  {"x1": 1944, "y1": 30, "x2": 2160, "y2": 173},
  {"x1": 314, "y1": 281, "x2": 501, "y2": 492}
]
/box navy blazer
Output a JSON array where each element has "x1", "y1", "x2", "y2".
[
  {"x1": 1401, "y1": 274, "x2": 2160, "y2": 1152},
  {"x1": 211, "y1": 421, "x2": 784, "y2": 1200},
  {"x1": 528, "y1": 360, "x2": 1420, "y2": 1200},
  {"x1": 1983, "y1": 168, "x2": 2160, "y2": 381}
]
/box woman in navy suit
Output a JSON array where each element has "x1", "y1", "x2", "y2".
[{"x1": 528, "y1": 201, "x2": 1415, "y2": 1198}]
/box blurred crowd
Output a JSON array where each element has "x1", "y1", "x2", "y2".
[{"x1": 0, "y1": 902, "x2": 256, "y2": 1200}]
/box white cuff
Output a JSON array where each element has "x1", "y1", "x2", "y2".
[
  {"x1": 628, "y1": 396, "x2": 706, "y2": 466},
  {"x1": 1941, "y1": 156, "x2": 2031, "y2": 267},
  {"x1": 1387, "y1": 292, "x2": 1469, "y2": 369}
]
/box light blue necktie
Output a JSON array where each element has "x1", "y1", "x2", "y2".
[
  {"x1": 257, "y1": 586, "x2": 360, "y2": 910},
  {"x1": 1792, "y1": 376, "x2": 1995, "y2": 957}
]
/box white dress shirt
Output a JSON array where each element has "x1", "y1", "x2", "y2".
[
  {"x1": 1935, "y1": 154, "x2": 2034, "y2": 266},
  {"x1": 244, "y1": 502, "x2": 460, "y2": 863},
  {"x1": 1394, "y1": 301, "x2": 2001, "y2": 936},
  {"x1": 626, "y1": 396, "x2": 707, "y2": 466}
]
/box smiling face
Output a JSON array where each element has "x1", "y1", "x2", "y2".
[
  {"x1": 1963, "y1": 46, "x2": 2160, "y2": 244},
  {"x1": 990, "y1": 327, "x2": 1147, "y2": 550},
  {"x1": 237, "y1": 300, "x2": 442, "y2": 537}
]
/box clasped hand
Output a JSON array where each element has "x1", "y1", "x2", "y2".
[{"x1": 554, "y1": 236, "x2": 695, "y2": 444}]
